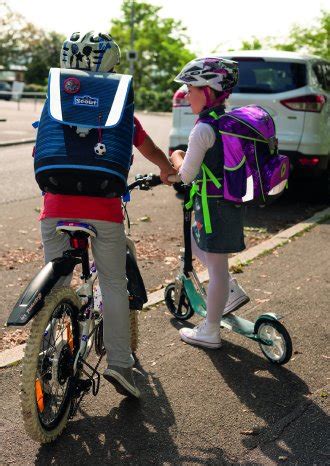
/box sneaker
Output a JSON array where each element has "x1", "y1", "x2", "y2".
[
  {"x1": 179, "y1": 320, "x2": 222, "y2": 349},
  {"x1": 223, "y1": 278, "x2": 250, "y2": 316},
  {"x1": 103, "y1": 365, "x2": 141, "y2": 399}
]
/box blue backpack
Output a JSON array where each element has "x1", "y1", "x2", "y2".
[{"x1": 34, "y1": 68, "x2": 134, "y2": 197}]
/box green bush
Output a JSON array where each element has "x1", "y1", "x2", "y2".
[
  {"x1": 23, "y1": 83, "x2": 47, "y2": 98},
  {"x1": 135, "y1": 87, "x2": 172, "y2": 112}
]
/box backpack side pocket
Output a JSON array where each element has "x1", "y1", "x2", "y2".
[{"x1": 222, "y1": 134, "x2": 247, "y2": 200}]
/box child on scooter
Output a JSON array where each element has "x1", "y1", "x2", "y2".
[{"x1": 170, "y1": 57, "x2": 249, "y2": 349}]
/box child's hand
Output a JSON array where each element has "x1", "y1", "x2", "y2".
[
  {"x1": 170, "y1": 150, "x2": 185, "y2": 171},
  {"x1": 160, "y1": 165, "x2": 177, "y2": 185}
]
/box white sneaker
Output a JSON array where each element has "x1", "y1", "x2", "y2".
[
  {"x1": 179, "y1": 320, "x2": 222, "y2": 349},
  {"x1": 223, "y1": 278, "x2": 250, "y2": 316}
]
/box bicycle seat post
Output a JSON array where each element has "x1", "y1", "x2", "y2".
[{"x1": 69, "y1": 233, "x2": 91, "y2": 280}]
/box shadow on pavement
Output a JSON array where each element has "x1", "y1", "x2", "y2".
[
  {"x1": 34, "y1": 358, "x2": 232, "y2": 465},
  {"x1": 206, "y1": 339, "x2": 325, "y2": 464}
]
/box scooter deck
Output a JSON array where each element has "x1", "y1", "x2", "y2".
[{"x1": 220, "y1": 314, "x2": 255, "y2": 339}]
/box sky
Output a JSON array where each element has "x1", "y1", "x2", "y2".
[{"x1": 5, "y1": 0, "x2": 329, "y2": 54}]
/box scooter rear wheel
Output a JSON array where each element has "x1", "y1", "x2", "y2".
[
  {"x1": 164, "y1": 283, "x2": 194, "y2": 321},
  {"x1": 255, "y1": 319, "x2": 292, "y2": 365}
]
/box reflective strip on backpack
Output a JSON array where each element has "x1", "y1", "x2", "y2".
[
  {"x1": 49, "y1": 68, "x2": 63, "y2": 121},
  {"x1": 105, "y1": 75, "x2": 132, "y2": 127},
  {"x1": 224, "y1": 155, "x2": 246, "y2": 171}
]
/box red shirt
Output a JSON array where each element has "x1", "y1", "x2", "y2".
[{"x1": 39, "y1": 116, "x2": 147, "y2": 223}]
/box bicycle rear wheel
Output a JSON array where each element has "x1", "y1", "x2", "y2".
[
  {"x1": 130, "y1": 310, "x2": 139, "y2": 354},
  {"x1": 20, "y1": 287, "x2": 81, "y2": 443}
]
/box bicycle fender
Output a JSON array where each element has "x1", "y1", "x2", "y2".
[
  {"x1": 126, "y1": 246, "x2": 147, "y2": 310},
  {"x1": 6, "y1": 256, "x2": 80, "y2": 326}
]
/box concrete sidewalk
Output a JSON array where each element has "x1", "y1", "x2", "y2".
[{"x1": 0, "y1": 100, "x2": 42, "y2": 145}]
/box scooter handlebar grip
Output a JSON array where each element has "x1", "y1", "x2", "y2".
[{"x1": 168, "y1": 174, "x2": 182, "y2": 183}]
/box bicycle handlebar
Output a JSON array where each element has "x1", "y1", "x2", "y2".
[{"x1": 127, "y1": 174, "x2": 162, "y2": 191}]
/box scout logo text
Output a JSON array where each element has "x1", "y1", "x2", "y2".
[{"x1": 73, "y1": 95, "x2": 99, "y2": 107}]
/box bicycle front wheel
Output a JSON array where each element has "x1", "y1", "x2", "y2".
[{"x1": 20, "y1": 287, "x2": 81, "y2": 443}]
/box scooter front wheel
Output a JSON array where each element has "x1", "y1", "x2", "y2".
[
  {"x1": 164, "y1": 283, "x2": 194, "y2": 321},
  {"x1": 255, "y1": 318, "x2": 292, "y2": 365}
]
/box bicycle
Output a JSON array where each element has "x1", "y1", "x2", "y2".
[{"x1": 6, "y1": 174, "x2": 162, "y2": 443}]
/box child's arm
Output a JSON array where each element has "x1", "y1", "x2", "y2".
[
  {"x1": 137, "y1": 135, "x2": 177, "y2": 185},
  {"x1": 171, "y1": 124, "x2": 215, "y2": 184}
]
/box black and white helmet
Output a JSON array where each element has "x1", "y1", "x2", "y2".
[
  {"x1": 60, "y1": 31, "x2": 121, "y2": 72},
  {"x1": 174, "y1": 57, "x2": 238, "y2": 92}
]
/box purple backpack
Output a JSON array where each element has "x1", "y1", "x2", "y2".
[{"x1": 201, "y1": 105, "x2": 289, "y2": 205}]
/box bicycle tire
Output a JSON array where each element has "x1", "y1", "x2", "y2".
[
  {"x1": 20, "y1": 287, "x2": 81, "y2": 443},
  {"x1": 130, "y1": 310, "x2": 139, "y2": 354}
]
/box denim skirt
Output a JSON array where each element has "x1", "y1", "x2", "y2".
[{"x1": 192, "y1": 196, "x2": 245, "y2": 253}]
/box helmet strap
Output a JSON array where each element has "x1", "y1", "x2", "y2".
[
  {"x1": 203, "y1": 88, "x2": 230, "y2": 109},
  {"x1": 202, "y1": 87, "x2": 212, "y2": 108}
]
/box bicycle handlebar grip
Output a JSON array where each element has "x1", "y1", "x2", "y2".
[{"x1": 149, "y1": 175, "x2": 162, "y2": 186}]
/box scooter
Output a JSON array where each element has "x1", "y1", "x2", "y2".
[{"x1": 164, "y1": 182, "x2": 293, "y2": 365}]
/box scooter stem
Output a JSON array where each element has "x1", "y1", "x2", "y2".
[{"x1": 183, "y1": 186, "x2": 193, "y2": 275}]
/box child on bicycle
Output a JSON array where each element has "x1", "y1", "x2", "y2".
[
  {"x1": 170, "y1": 57, "x2": 248, "y2": 349},
  {"x1": 40, "y1": 31, "x2": 176, "y2": 397}
]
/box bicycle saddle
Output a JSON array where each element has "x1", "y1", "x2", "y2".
[{"x1": 56, "y1": 221, "x2": 97, "y2": 237}]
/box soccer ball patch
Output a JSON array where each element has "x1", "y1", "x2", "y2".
[{"x1": 94, "y1": 143, "x2": 106, "y2": 156}]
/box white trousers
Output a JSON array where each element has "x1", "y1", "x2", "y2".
[{"x1": 191, "y1": 234, "x2": 229, "y2": 324}]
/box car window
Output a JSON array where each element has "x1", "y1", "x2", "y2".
[
  {"x1": 312, "y1": 62, "x2": 330, "y2": 91},
  {"x1": 231, "y1": 59, "x2": 307, "y2": 94}
]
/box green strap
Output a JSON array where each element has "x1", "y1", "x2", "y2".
[
  {"x1": 209, "y1": 110, "x2": 220, "y2": 120},
  {"x1": 202, "y1": 163, "x2": 221, "y2": 188},
  {"x1": 185, "y1": 183, "x2": 199, "y2": 210},
  {"x1": 185, "y1": 163, "x2": 221, "y2": 234},
  {"x1": 201, "y1": 165, "x2": 212, "y2": 234}
]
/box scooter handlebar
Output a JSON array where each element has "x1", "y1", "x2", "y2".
[{"x1": 167, "y1": 174, "x2": 182, "y2": 183}]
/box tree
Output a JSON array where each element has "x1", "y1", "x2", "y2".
[
  {"x1": 110, "y1": 0, "x2": 195, "y2": 110},
  {"x1": 241, "y1": 37, "x2": 262, "y2": 51},
  {"x1": 0, "y1": 1, "x2": 40, "y2": 67},
  {"x1": 274, "y1": 10, "x2": 330, "y2": 60},
  {"x1": 25, "y1": 31, "x2": 65, "y2": 84},
  {"x1": 235, "y1": 10, "x2": 329, "y2": 61},
  {"x1": 0, "y1": 1, "x2": 64, "y2": 84}
]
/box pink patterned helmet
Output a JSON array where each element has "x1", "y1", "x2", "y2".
[{"x1": 174, "y1": 57, "x2": 238, "y2": 92}]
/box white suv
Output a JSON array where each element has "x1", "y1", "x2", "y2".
[{"x1": 169, "y1": 51, "x2": 329, "y2": 191}]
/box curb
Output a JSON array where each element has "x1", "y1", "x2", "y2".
[
  {"x1": 144, "y1": 206, "x2": 330, "y2": 309},
  {"x1": 1, "y1": 206, "x2": 329, "y2": 369},
  {"x1": 0, "y1": 138, "x2": 35, "y2": 147}
]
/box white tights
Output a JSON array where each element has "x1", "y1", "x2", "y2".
[{"x1": 191, "y1": 234, "x2": 229, "y2": 325}]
